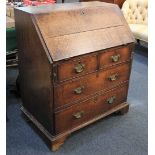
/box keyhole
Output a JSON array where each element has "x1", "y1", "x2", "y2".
[{"x1": 81, "y1": 11, "x2": 85, "y2": 15}]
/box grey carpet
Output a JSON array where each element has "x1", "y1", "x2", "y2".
[{"x1": 6, "y1": 45, "x2": 148, "y2": 155}]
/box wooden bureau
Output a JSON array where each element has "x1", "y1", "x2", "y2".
[{"x1": 14, "y1": 1, "x2": 135, "y2": 151}]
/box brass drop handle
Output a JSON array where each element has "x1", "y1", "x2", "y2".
[
  {"x1": 107, "y1": 96, "x2": 116, "y2": 104},
  {"x1": 74, "y1": 63, "x2": 85, "y2": 73},
  {"x1": 108, "y1": 74, "x2": 118, "y2": 81},
  {"x1": 111, "y1": 54, "x2": 120, "y2": 62},
  {"x1": 73, "y1": 111, "x2": 84, "y2": 119},
  {"x1": 74, "y1": 86, "x2": 85, "y2": 94}
]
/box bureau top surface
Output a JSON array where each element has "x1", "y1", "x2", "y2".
[{"x1": 15, "y1": 1, "x2": 135, "y2": 61}]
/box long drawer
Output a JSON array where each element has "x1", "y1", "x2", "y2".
[
  {"x1": 54, "y1": 62, "x2": 131, "y2": 108},
  {"x1": 55, "y1": 83, "x2": 128, "y2": 134}
]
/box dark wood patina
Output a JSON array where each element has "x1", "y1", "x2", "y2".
[{"x1": 14, "y1": 1, "x2": 135, "y2": 151}]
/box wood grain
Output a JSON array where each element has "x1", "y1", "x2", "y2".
[
  {"x1": 99, "y1": 44, "x2": 132, "y2": 68},
  {"x1": 14, "y1": 9, "x2": 54, "y2": 133},
  {"x1": 57, "y1": 54, "x2": 97, "y2": 82},
  {"x1": 54, "y1": 62, "x2": 131, "y2": 109},
  {"x1": 16, "y1": 2, "x2": 134, "y2": 61},
  {"x1": 35, "y1": 6, "x2": 123, "y2": 38},
  {"x1": 55, "y1": 83, "x2": 128, "y2": 134},
  {"x1": 55, "y1": 44, "x2": 132, "y2": 83},
  {"x1": 14, "y1": 2, "x2": 134, "y2": 151},
  {"x1": 45, "y1": 26, "x2": 134, "y2": 61}
]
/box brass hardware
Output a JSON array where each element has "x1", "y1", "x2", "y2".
[
  {"x1": 74, "y1": 86, "x2": 85, "y2": 94},
  {"x1": 111, "y1": 54, "x2": 120, "y2": 62},
  {"x1": 107, "y1": 96, "x2": 116, "y2": 104},
  {"x1": 108, "y1": 74, "x2": 118, "y2": 81},
  {"x1": 74, "y1": 63, "x2": 85, "y2": 73},
  {"x1": 73, "y1": 111, "x2": 84, "y2": 119}
]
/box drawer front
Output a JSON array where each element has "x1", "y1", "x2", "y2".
[
  {"x1": 54, "y1": 62, "x2": 130, "y2": 108},
  {"x1": 99, "y1": 45, "x2": 132, "y2": 68},
  {"x1": 55, "y1": 84, "x2": 128, "y2": 134},
  {"x1": 57, "y1": 54, "x2": 97, "y2": 82}
]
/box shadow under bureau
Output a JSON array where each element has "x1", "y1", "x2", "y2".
[{"x1": 14, "y1": 1, "x2": 135, "y2": 151}]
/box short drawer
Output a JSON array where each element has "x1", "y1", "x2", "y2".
[
  {"x1": 55, "y1": 84, "x2": 128, "y2": 134},
  {"x1": 99, "y1": 45, "x2": 132, "y2": 69},
  {"x1": 54, "y1": 62, "x2": 131, "y2": 108},
  {"x1": 57, "y1": 54, "x2": 97, "y2": 82}
]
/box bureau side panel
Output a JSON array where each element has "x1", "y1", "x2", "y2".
[{"x1": 14, "y1": 10, "x2": 54, "y2": 134}]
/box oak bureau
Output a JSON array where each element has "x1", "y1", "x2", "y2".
[{"x1": 14, "y1": 1, "x2": 135, "y2": 151}]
